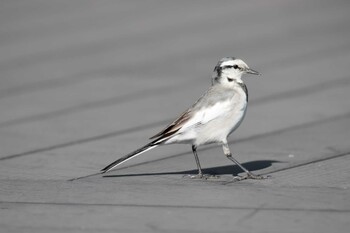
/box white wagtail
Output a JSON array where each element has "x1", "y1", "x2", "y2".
[{"x1": 101, "y1": 57, "x2": 264, "y2": 180}]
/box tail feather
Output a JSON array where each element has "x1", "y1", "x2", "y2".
[{"x1": 101, "y1": 142, "x2": 158, "y2": 174}]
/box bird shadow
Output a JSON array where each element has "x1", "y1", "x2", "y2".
[{"x1": 103, "y1": 160, "x2": 280, "y2": 178}]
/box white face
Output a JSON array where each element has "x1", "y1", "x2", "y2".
[
  {"x1": 220, "y1": 59, "x2": 250, "y2": 78},
  {"x1": 212, "y1": 58, "x2": 250, "y2": 86}
]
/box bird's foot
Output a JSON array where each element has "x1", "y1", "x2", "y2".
[
  {"x1": 233, "y1": 173, "x2": 269, "y2": 181},
  {"x1": 183, "y1": 174, "x2": 220, "y2": 180},
  {"x1": 246, "y1": 173, "x2": 267, "y2": 180}
]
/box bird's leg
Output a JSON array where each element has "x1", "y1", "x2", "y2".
[
  {"x1": 189, "y1": 145, "x2": 204, "y2": 179},
  {"x1": 222, "y1": 143, "x2": 265, "y2": 180},
  {"x1": 184, "y1": 145, "x2": 218, "y2": 180}
]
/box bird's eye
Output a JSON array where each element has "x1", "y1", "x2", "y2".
[
  {"x1": 227, "y1": 77, "x2": 233, "y2": 82},
  {"x1": 221, "y1": 65, "x2": 240, "y2": 70}
]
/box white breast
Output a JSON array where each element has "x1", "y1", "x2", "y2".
[
  {"x1": 194, "y1": 93, "x2": 247, "y2": 145},
  {"x1": 166, "y1": 86, "x2": 248, "y2": 146}
]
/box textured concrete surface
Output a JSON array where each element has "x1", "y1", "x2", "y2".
[{"x1": 1, "y1": 1, "x2": 350, "y2": 232}]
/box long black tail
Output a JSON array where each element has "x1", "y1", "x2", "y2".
[{"x1": 101, "y1": 141, "x2": 159, "y2": 174}]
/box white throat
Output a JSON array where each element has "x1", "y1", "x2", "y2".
[{"x1": 221, "y1": 70, "x2": 243, "y2": 82}]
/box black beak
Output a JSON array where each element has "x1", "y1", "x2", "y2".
[{"x1": 246, "y1": 68, "x2": 261, "y2": 76}]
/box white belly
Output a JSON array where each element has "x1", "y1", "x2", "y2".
[
  {"x1": 194, "y1": 100, "x2": 247, "y2": 145},
  {"x1": 165, "y1": 94, "x2": 248, "y2": 146}
]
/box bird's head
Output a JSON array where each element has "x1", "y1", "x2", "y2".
[{"x1": 212, "y1": 57, "x2": 260, "y2": 86}]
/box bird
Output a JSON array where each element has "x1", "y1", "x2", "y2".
[{"x1": 101, "y1": 57, "x2": 264, "y2": 180}]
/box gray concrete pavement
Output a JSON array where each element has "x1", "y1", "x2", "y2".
[{"x1": 1, "y1": 1, "x2": 350, "y2": 232}]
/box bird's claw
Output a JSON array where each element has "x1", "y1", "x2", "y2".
[
  {"x1": 233, "y1": 173, "x2": 269, "y2": 181},
  {"x1": 183, "y1": 174, "x2": 220, "y2": 180}
]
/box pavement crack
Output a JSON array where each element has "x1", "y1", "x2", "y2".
[
  {"x1": 261, "y1": 151, "x2": 350, "y2": 176},
  {"x1": 1, "y1": 201, "x2": 349, "y2": 213}
]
